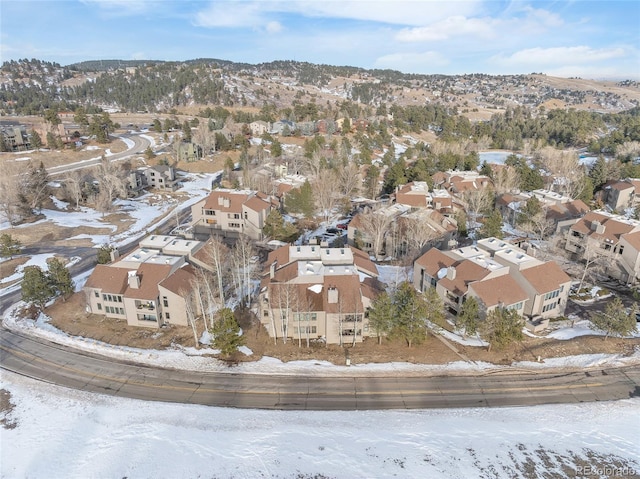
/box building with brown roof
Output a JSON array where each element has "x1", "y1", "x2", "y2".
[
  {"x1": 414, "y1": 237, "x2": 571, "y2": 320},
  {"x1": 565, "y1": 210, "x2": 640, "y2": 284},
  {"x1": 190, "y1": 188, "x2": 274, "y2": 240},
  {"x1": 603, "y1": 179, "x2": 636, "y2": 212},
  {"x1": 84, "y1": 235, "x2": 202, "y2": 328},
  {"x1": 259, "y1": 244, "x2": 384, "y2": 345}
]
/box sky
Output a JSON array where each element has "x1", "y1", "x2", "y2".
[{"x1": 0, "y1": 0, "x2": 638, "y2": 79}]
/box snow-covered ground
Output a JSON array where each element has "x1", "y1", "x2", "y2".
[{"x1": 1, "y1": 370, "x2": 638, "y2": 479}]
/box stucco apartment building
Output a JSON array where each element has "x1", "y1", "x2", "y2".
[
  {"x1": 191, "y1": 189, "x2": 274, "y2": 240},
  {"x1": 84, "y1": 235, "x2": 204, "y2": 328},
  {"x1": 414, "y1": 237, "x2": 571, "y2": 320},
  {"x1": 259, "y1": 243, "x2": 383, "y2": 345},
  {"x1": 602, "y1": 179, "x2": 640, "y2": 212},
  {"x1": 564, "y1": 210, "x2": 640, "y2": 284}
]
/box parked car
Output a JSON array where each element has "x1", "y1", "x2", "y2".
[
  {"x1": 336, "y1": 223, "x2": 348, "y2": 230},
  {"x1": 326, "y1": 228, "x2": 340, "y2": 234}
]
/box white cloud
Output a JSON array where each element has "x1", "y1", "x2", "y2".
[
  {"x1": 397, "y1": 16, "x2": 496, "y2": 42},
  {"x1": 80, "y1": 0, "x2": 152, "y2": 15},
  {"x1": 193, "y1": 2, "x2": 266, "y2": 28},
  {"x1": 492, "y1": 46, "x2": 627, "y2": 67},
  {"x1": 266, "y1": 21, "x2": 283, "y2": 34},
  {"x1": 193, "y1": 0, "x2": 482, "y2": 30},
  {"x1": 396, "y1": 6, "x2": 564, "y2": 43},
  {"x1": 374, "y1": 51, "x2": 449, "y2": 73}
]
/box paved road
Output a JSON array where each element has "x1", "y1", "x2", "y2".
[
  {"x1": 2, "y1": 328, "x2": 638, "y2": 410},
  {"x1": 47, "y1": 133, "x2": 151, "y2": 176}
]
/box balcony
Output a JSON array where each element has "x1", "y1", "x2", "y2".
[{"x1": 135, "y1": 301, "x2": 155, "y2": 311}]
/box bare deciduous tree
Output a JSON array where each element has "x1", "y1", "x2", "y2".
[
  {"x1": 491, "y1": 165, "x2": 520, "y2": 195},
  {"x1": 338, "y1": 162, "x2": 361, "y2": 199},
  {"x1": 536, "y1": 147, "x2": 586, "y2": 199},
  {"x1": 357, "y1": 206, "x2": 393, "y2": 259},
  {"x1": 462, "y1": 187, "x2": 494, "y2": 229},
  {"x1": 270, "y1": 282, "x2": 300, "y2": 344},
  {"x1": 312, "y1": 168, "x2": 339, "y2": 222},
  {"x1": 94, "y1": 156, "x2": 129, "y2": 213}
]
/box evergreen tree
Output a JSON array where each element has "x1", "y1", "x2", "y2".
[
  {"x1": 182, "y1": 121, "x2": 192, "y2": 142},
  {"x1": 29, "y1": 130, "x2": 42, "y2": 149},
  {"x1": 590, "y1": 298, "x2": 638, "y2": 340},
  {"x1": 285, "y1": 180, "x2": 314, "y2": 218},
  {"x1": 368, "y1": 291, "x2": 394, "y2": 344},
  {"x1": 422, "y1": 286, "x2": 446, "y2": 329},
  {"x1": 480, "y1": 209, "x2": 504, "y2": 239},
  {"x1": 211, "y1": 308, "x2": 245, "y2": 357},
  {"x1": 27, "y1": 161, "x2": 50, "y2": 213},
  {"x1": 391, "y1": 282, "x2": 429, "y2": 347},
  {"x1": 481, "y1": 307, "x2": 524, "y2": 351},
  {"x1": 0, "y1": 233, "x2": 22, "y2": 259},
  {"x1": 457, "y1": 296, "x2": 479, "y2": 337},
  {"x1": 74, "y1": 106, "x2": 89, "y2": 131},
  {"x1": 517, "y1": 197, "x2": 542, "y2": 226},
  {"x1": 270, "y1": 138, "x2": 283, "y2": 158},
  {"x1": 46, "y1": 257, "x2": 74, "y2": 301},
  {"x1": 97, "y1": 245, "x2": 115, "y2": 264},
  {"x1": 263, "y1": 210, "x2": 298, "y2": 242},
  {"x1": 152, "y1": 119, "x2": 163, "y2": 133},
  {"x1": 21, "y1": 265, "x2": 54, "y2": 310}
]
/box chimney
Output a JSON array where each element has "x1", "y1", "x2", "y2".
[
  {"x1": 269, "y1": 261, "x2": 277, "y2": 279},
  {"x1": 328, "y1": 286, "x2": 339, "y2": 304},
  {"x1": 591, "y1": 220, "x2": 605, "y2": 234},
  {"x1": 127, "y1": 270, "x2": 140, "y2": 289},
  {"x1": 218, "y1": 195, "x2": 224, "y2": 206},
  {"x1": 446, "y1": 266, "x2": 456, "y2": 281},
  {"x1": 223, "y1": 198, "x2": 230, "y2": 208},
  {"x1": 110, "y1": 248, "x2": 120, "y2": 262}
]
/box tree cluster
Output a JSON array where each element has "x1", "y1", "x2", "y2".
[{"x1": 21, "y1": 258, "x2": 74, "y2": 310}]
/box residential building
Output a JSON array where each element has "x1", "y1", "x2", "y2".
[
  {"x1": 603, "y1": 180, "x2": 635, "y2": 212},
  {"x1": 249, "y1": 120, "x2": 271, "y2": 137},
  {"x1": 84, "y1": 235, "x2": 204, "y2": 328},
  {"x1": 259, "y1": 244, "x2": 383, "y2": 344},
  {"x1": 414, "y1": 238, "x2": 571, "y2": 320},
  {"x1": 191, "y1": 189, "x2": 274, "y2": 240},
  {"x1": 432, "y1": 170, "x2": 493, "y2": 195},
  {"x1": 127, "y1": 165, "x2": 180, "y2": 195},
  {"x1": 564, "y1": 210, "x2": 640, "y2": 284}
]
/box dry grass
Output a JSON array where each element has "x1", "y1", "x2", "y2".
[{"x1": 44, "y1": 292, "x2": 640, "y2": 366}]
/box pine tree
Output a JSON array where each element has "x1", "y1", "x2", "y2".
[
  {"x1": 29, "y1": 130, "x2": 42, "y2": 149},
  {"x1": 211, "y1": 308, "x2": 245, "y2": 357},
  {"x1": 368, "y1": 291, "x2": 394, "y2": 344},
  {"x1": 21, "y1": 265, "x2": 54, "y2": 310},
  {"x1": 480, "y1": 209, "x2": 504, "y2": 239},
  {"x1": 285, "y1": 180, "x2": 314, "y2": 218},
  {"x1": 0, "y1": 233, "x2": 22, "y2": 259},
  {"x1": 392, "y1": 282, "x2": 429, "y2": 347},
  {"x1": 96, "y1": 245, "x2": 115, "y2": 264},
  {"x1": 46, "y1": 257, "x2": 74, "y2": 301},
  {"x1": 262, "y1": 210, "x2": 298, "y2": 242},
  {"x1": 590, "y1": 298, "x2": 638, "y2": 340},
  {"x1": 457, "y1": 296, "x2": 479, "y2": 337},
  {"x1": 481, "y1": 307, "x2": 524, "y2": 351}
]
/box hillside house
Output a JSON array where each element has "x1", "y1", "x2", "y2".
[
  {"x1": 191, "y1": 189, "x2": 274, "y2": 240},
  {"x1": 84, "y1": 235, "x2": 204, "y2": 328},
  {"x1": 259, "y1": 244, "x2": 383, "y2": 345},
  {"x1": 414, "y1": 238, "x2": 571, "y2": 320},
  {"x1": 564, "y1": 210, "x2": 640, "y2": 284}
]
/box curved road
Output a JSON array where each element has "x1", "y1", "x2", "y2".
[
  {"x1": 2, "y1": 328, "x2": 638, "y2": 410},
  {"x1": 47, "y1": 133, "x2": 151, "y2": 176}
]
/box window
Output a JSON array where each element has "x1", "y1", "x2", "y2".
[
  {"x1": 163, "y1": 297, "x2": 169, "y2": 307},
  {"x1": 165, "y1": 313, "x2": 170, "y2": 320},
  {"x1": 542, "y1": 303, "x2": 556, "y2": 313},
  {"x1": 294, "y1": 326, "x2": 317, "y2": 334},
  {"x1": 119, "y1": 308, "x2": 124, "y2": 315},
  {"x1": 102, "y1": 294, "x2": 107, "y2": 301},
  {"x1": 94, "y1": 291, "x2": 99, "y2": 298},
  {"x1": 508, "y1": 302, "x2": 523, "y2": 311},
  {"x1": 229, "y1": 223, "x2": 241, "y2": 228},
  {"x1": 117, "y1": 296, "x2": 122, "y2": 303},
  {"x1": 97, "y1": 303, "x2": 102, "y2": 311},
  {"x1": 294, "y1": 313, "x2": 317, "y2": 322},
  {"x1": 544, "y1": 289, "x2": 560, "y2": 301},
  {"x1": 205, "y1": 210, "x2": 216, "y2": 216},
  {"x1": 263, "y1": 310, "x2": 269, "y2": 317}
]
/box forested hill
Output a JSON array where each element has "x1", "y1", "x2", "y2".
[{"x1": 1, "y1": 57, "x2": 639, "y2": 122}]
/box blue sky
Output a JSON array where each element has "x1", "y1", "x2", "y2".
[{"x1": 1, "y1": 0, "x2": 638, "y2": 79}]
